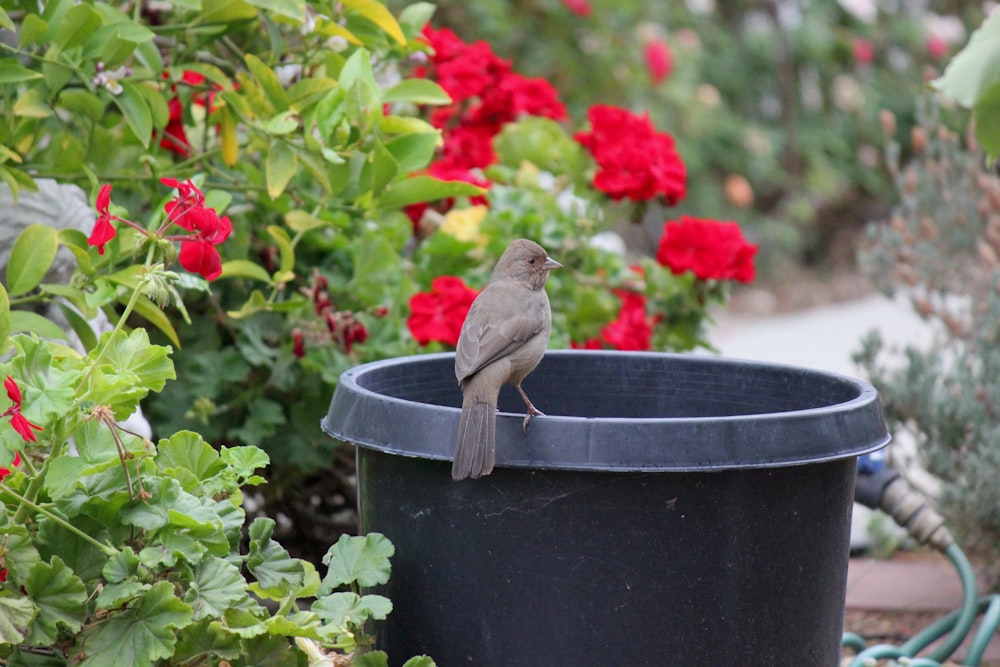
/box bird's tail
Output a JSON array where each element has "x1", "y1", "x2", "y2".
[{"x1": 452, "y1": 394, "x2": 496, "y2": 480}]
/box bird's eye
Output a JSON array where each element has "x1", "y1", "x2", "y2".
[{"x1": 528, "y1": 258, "x2": 536, "y2": 264}]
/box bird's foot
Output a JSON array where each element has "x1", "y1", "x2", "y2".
[{"x1": 522, "y1": 404, "x2": 544, "y2": 432}]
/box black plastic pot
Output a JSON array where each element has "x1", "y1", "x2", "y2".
[{"x1": 322, "y1": 351, "x2": 889, "y2": 666}]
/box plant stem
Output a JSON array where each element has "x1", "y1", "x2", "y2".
[{"x1": 2, "y1": 483, "x2": 118, "y2": 556}]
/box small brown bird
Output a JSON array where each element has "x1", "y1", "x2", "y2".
[{"x1": 453, "y1": 239, "x2": 561, "y2": 480}]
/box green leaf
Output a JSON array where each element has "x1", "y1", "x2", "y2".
[
  {"x1": 172, "y1": 619, "x2": 242, "y2": 664},
  {"x1": 12, "y1": 87, "x2": 51, "y2": 118},
  {"x1": 219, "y1": 445, "x2": 269, "y2": 483},
  {"x1": 0, "y1": 283, "x2": 9, "y2": 346},
  {"x1": 265, "y1": 140, "x2": 297, "y2": 199},
  {"x1": 219, "y1": 259, "x2": 274, "y2": 284},
  {"x1": 244, "y1": 53, "x2": 289, "y2": 112},
  {"x1": 340, "y1": 49, "x2": 381, "y2": 129},
  {"x1": 264, "y1": 110, "x2": 299, "y2": 135},
  {"x1": 126, "y1": 293, "x2": 181, "y2": 348},
  {"x1": 932, "y1": 9, "x2": 1000, "y2": 107},
  {"x1": 0, "y1": 595, "x2": 36, "y2": 644},
  {"x1": 58, "y1": 88, "x2": 107, "y2": 122},
  {"x1": 245, "y1": 0, "x2": 306, "y2": 22},
  {"x1": 319, "y1": 533, "x2": 394, "y2": 593},
  {"x1": 247, "y1": 518, "x2": 305, "y2": 593},
  {"x1": 341, "y1": 0, "x2": 407, "y2": 45},
  {"x1": 18, "y1": 15, "x2": 47, "y2": 47},
  {"x1": 354, "y1": 651, "x2": 391, "y2": 667},
  {"x1": 72, "y1": 580, "x2": 193, "y2": 665},
  {"x1": 0, "y1": 7, "x2": 13, "y2": 32},
  {"x1": 384, "y1": 132, "x2": 439, "y2": 175},
  {"x1": 157, "y1": 431, "x2": 227, "y2": 482},
  {"x1": 267, "y1": 224, "x2": 296, "y2": 276},
  {"x1": 284, "y1": 209, "x2": 329, "y2": 232},
  {"x1": 398, "y1": 2, "x2": 436, "y2": 37},
  {"x1": 55, "y1": 302, "x2": 98, "y2": 352},
  {"x1": 401, "y1": 656, "x2": 438, "y2": 667},
  {"x1": 287, "y1": 76, "x2": 338, "y2": 112},
  {"x1": 51, "y1": 3, "x2": 102, "y2": 51},
  {"x1": 6, "y1": 223, "x2": 59, "y2": 296},
  {"x1": 0, "y1": 63, "x2": 43, "y2": 84},
  {"x1": 365, "y1": 136, "x2": 399, "y2": 197},
  {"x1": 974, "y1": 80, "x2": 1000, "y2": 163},
  {"x1": 114, "y1": 80, "x2": 153, "y2": 147},
  {"x1": 8, "y1": 311, "x2": 69, "y2": 341},
  {"x1": 313, "y1": 591, "x2": 392, "y2": 625},
  {"x1": 97, "y1": 327, "x2": 175, "y2": 393},
  {"x1": 183, "y1": 557, "x2": 246, "y2": 620},
  {"x1": 24, "y1": 556, "x2": 87, "y2": 645},
  {"x1": 376, "y1": 175, "x2": 487, "y2": 210},
  {"x1": 383, "y1": 78, "x2": 451, "y2": 106}
]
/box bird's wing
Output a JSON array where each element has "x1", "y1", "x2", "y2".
[{"x1": 455, "y1": 283, "x2": 546, "y2": 382}]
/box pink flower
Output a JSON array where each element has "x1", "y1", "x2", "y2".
[
  {"x1": 644, "y1": 41, "x2": 673, "y2": 84},
  {"x1": 852, "y1": 38, "x2": 875, "y2": 65},
  {"x1": 926, "y1": 36, "x2": 949, "y2": 60},
  {"x1": 561, "y1": 0, "x2": 592, "y2": 17},
  {"x1": 87, "y1": 184, "x2": 117, "y2": 254}
]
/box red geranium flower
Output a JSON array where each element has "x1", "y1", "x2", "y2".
[
  {"x1": 87, "y1": 184, "x2": 117, "y2": 254},
  {"x1": 0, "y1": 452, "x2": 21, "y2": 480},
  {"x1": 656, "y1": 216, "x2": 758, "y2": 283},
  {"x1": 574, "y1": 105, "x2": 686, "y2": 203},
  {"x1": 407, "y1": 276, "x2": 479, "y2": 346},
  {"x1": 3, "y1": 377, "x2": 42, "y2": 444},
  {"x1": 600, "y1": 292, "x2": 658, "y2": 351}
]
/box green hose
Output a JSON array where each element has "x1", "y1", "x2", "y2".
[{"x1": 843, "y1": 543, "x2": 1000, "y2": 666}]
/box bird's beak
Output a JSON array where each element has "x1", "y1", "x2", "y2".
[{"x1": 544, "y1": 256, "x2": 562, "y2": 270}]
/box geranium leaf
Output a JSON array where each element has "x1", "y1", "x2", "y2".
[
  {"x1": 183, "y1": 557, "x2": 246, "y2": 620},
  {"x1": 156, "y1": 431, "x2": 227, "y2": 483},
  {"x1": 353, "y1": 651, "x2": 391, "y2": 667},
  {"x1": 6, "y1": 223, "x2": 58, "y2": 296},
  {"x1": 376, "y1": 175, "x2": 486, "y2": 210},
  {"x1": 0, "y1": 595, "x2": 35, "y2": 644},
  {"x1": 247, "y1": 518, "x2": 305, "y2": 593},
  {"x1": 24, "y1": 556, "x2": 87, "y2": 645},
  {"x1": 401, "y1": 657, "x2": 438, "y2": 667},
  {"x1": 219, "y1": 445, "x2": 269, "y2": 484},
  {"x1": 319, "y1": 533, "x2": 394, "y2": 592},
  {"x1": 173, "y1": 619, "x2": 242, "y2": 663},
  {"x1": 71, "y1": 580, "x2": 193, "y2": 665},
  {"x1": 313, "y1": 591, "x2": 392, "y2": 625},
  {"x1": 96, "y1": 327, "x2": 175, "y2": 396}
]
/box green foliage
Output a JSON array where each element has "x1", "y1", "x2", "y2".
[{"x1": 856, "y1": 102, "x2": 1000, "y2": 559}]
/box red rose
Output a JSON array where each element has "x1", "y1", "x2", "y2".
[
  {"x1": 656, "y1": 216, "x2": 757, "y2": 283},
  {"x1": 574, "y1": 105, "x2": 686, "y2": 203},
  {"x1": 407, "y1": 276, "x2": 480, "y2": 346},
  {"x1": 644, "y1": 40, "x2": 673, "y2": 84}
]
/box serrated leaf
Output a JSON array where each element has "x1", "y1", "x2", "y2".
[
  {"x1": 125, "y1": 293, "x2": 180, "y2": 348},
  {"x1": 24, "y1": 556, "x2": 87, "y2": 644},
  {"x1": 103, "y1": 548, "x2": 140, "y2": 584},
  {"x1": 73, "y1": 580, "x2": 193, "y2": 665},
  {"x1": 313, "y1": 591, "x2": 392, "y2": 625},
  {"x1": 52, "y1": 3, "x2": 102, "y2": 51},
  {"x1": 6, "y1": 223, "x2": 59, "y2": 296},
  {"x1": 319, "y1": 533, "x2": 394, "y2": 592},
  {"x1": 247, "y1": 518, "x2": 305, "y2": 593},
  {"x1": 0, "y1": 595, "x2": 36, "y2": 644},
  {"x1": 341, "y1": 0, "x2": 406, "y2": 45},
  {"x1": 219, "y1": 445, "x2": 269, "y2": 481},
  {"x1": 266, "y1": 140, "x2": 297, "y2": 199},
  {"x1": 114, "y1": 80, "x2": 152, "y2": 147},
  {"x1": 157, "y1": 431, "x2": 227, "y2": 481},
  {"x1": 932, "y1": 9, "x2": 1000, "y2": 107},
  {"x1": 183, "y1": 557, "x2": 246, "y2": 620},
  {"x1": 401, "y1": 656, "x2": 438, "y2": 667},
  {"x1": 354, "y1": 651, "x2": 391, "y2": 667},
  {"x1": 383, "y1": 78, "x2": 450, "y2": 106},
  {"x1": 376, "y1": 175, "x2": 487, "y2": 210},
  {"x1": 97, "y1": 327, "x2": 175, "y2": 394},
  {"x1": 173, "y1": 619, "x2": 242, "y2": 663}
]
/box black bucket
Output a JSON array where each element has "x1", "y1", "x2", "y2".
[{"x1": 321, "y1": 350, "x2": 889, "y2": 666}]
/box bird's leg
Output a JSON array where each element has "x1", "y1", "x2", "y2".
[{"x1": 515, "y1": 383, "x2": 544, "y2": 432}]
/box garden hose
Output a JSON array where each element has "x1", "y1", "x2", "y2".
[{"x1": 844, "y1": 465, "x2": 1000, "y2": 666}]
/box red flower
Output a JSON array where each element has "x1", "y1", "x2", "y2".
[
  {"x1": 561, "y1": 0, "x2": 592, "y2": 17},
  {"x1": 161, "y1": 97, "x2": 191, "y2": 157},
  {"x1": 0, "y1": 452, "x2": 21, "y2": 480},
  {"x1": 600, "y1": 292, "x2": 657, "y2": 351},
  {"x1": 87, "y1": 184, "x2": 117, "y2": 254},
  {"x1": 162, "y1": 177, "x2": 206, "y2": 223},
  {"x1": 644, "y1": 41, "x2": 673, "y2": 84},
  {"x1": 421, "y1": 26, "x2": 469, "y2": 65},
  {"x1": 407, "y1": 276, "x2": 479, "y2": 346},
  {"x1": 852, "y1": 38, "x2": 875, "y2": 66},
  {"x1": 570, "y1": 337, "x2": 603, "y2": 349},
  {"x1": 3, "y1": 377, "x2": 42, "y2": 444},
  {"x1": 161, "y1": 178, "x2": 231, "y2": 281},
  {"x1": 656, "y1": 216, "x2": 757, "y2": 283},
  {"x1": 574, "y1": 105, "x2": 686, "y2": 203},
  {"x1": 926, "y1": 36, "x2": 949, "y2": 60}
]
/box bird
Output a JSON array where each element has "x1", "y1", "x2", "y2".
[{"x1": 452, "y1": 239, "x2": 561, "y2": 480}]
